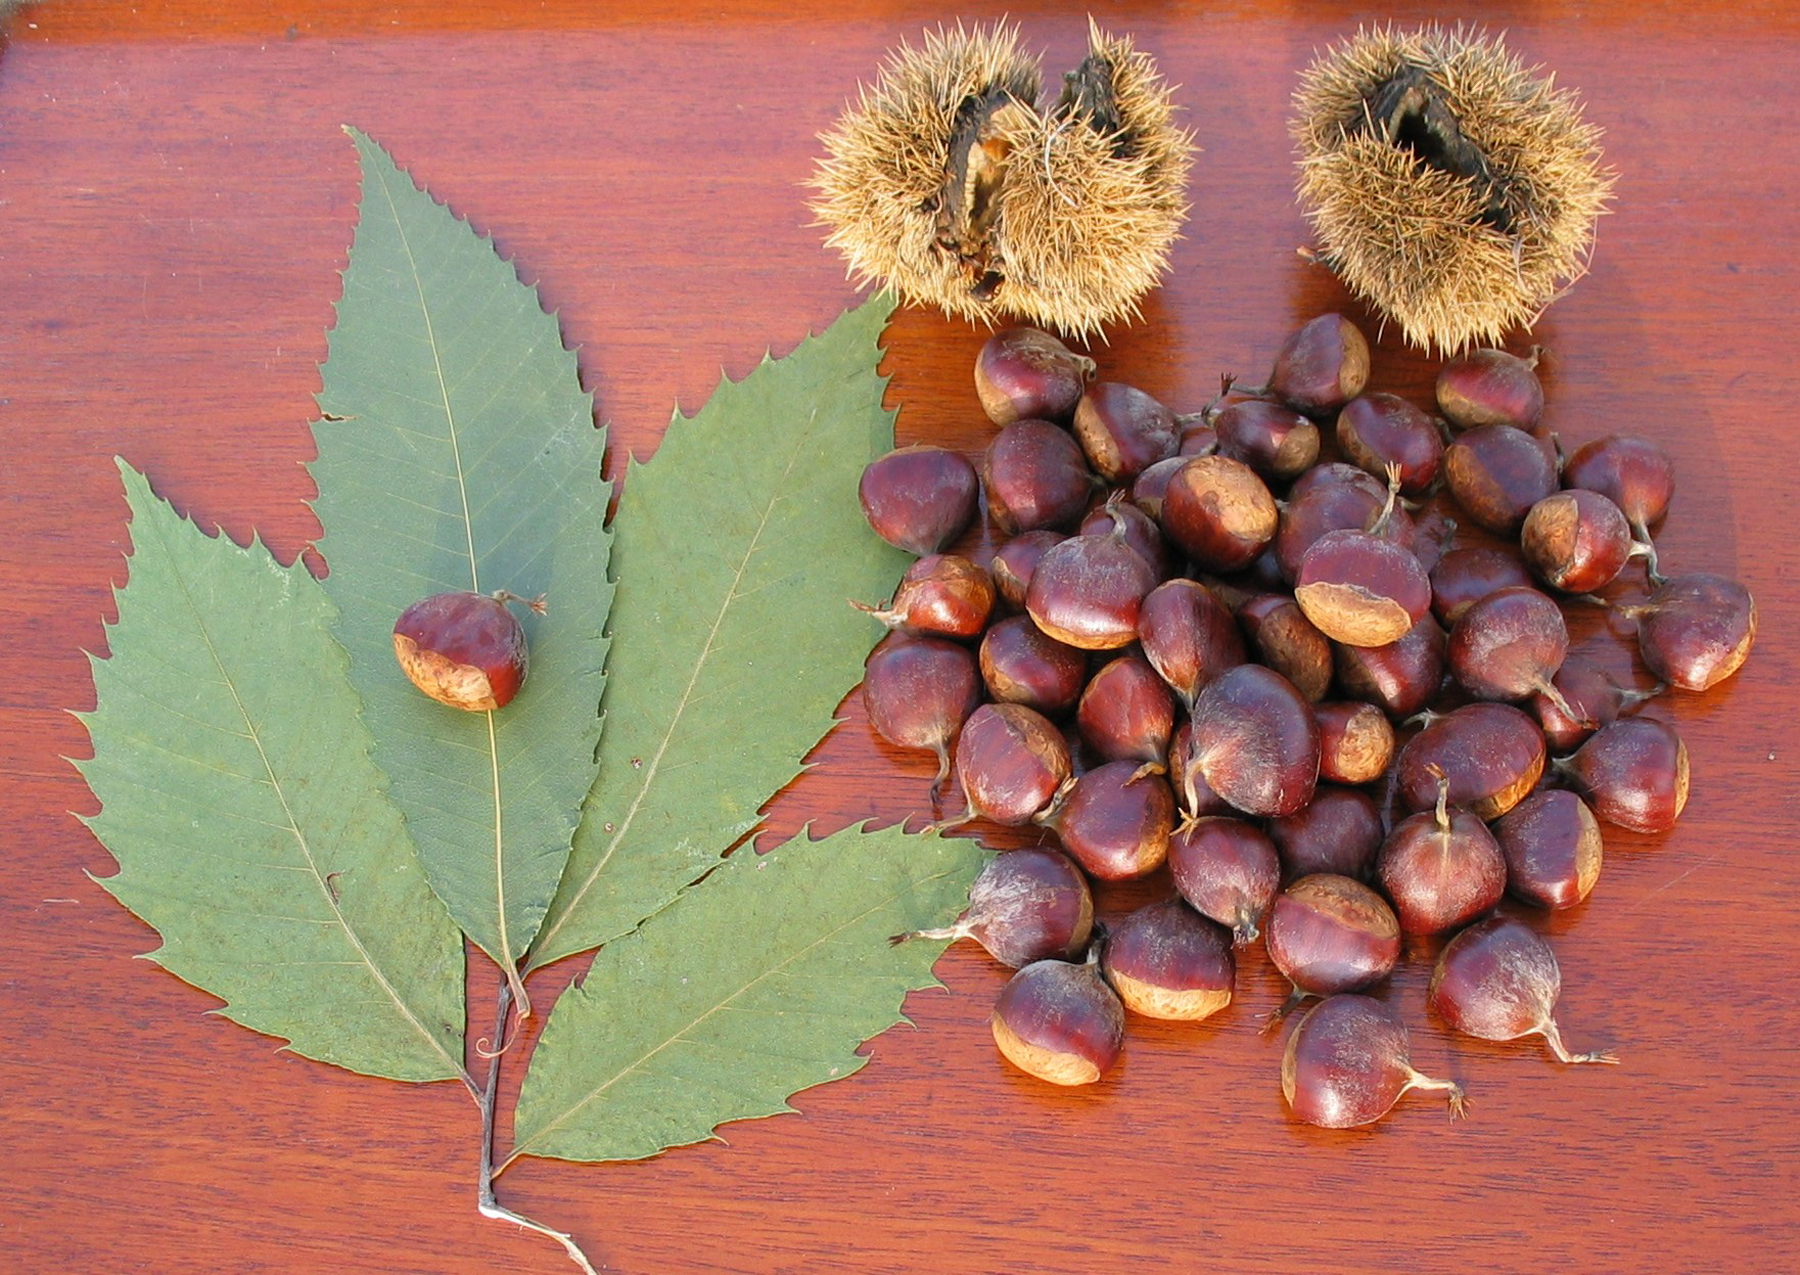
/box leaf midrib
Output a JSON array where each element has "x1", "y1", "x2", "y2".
[
  {"x1": 507, "y1": 858, "x2": 957, "y2": 1165},
  {"x1": 141, "y1": 503, "x2": 466, "y2": 1086},
  {"x1": 371, "y1": 149, "x2": 516, "y2": 984},
  {"x1": 525, "y1": 407, "x2": 817, "y2": 972}
]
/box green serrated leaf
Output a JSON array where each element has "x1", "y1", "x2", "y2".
[
  {"x1": 80, "y1": 460, "x2": 467, "y2": 1083},
  {"x1": 508, "y1": 824, "x2": 984, "y2": 1164},
  {"x1": 525, "y1": 295, "x2": 907, "y2": 973},
  {"x1": 310, "y1": 128, "x2": 612, "y2": 1008}
]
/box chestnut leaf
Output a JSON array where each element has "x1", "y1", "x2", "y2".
[
  {"x1": 78, "y1": 460, "x2": 468, "y2": 1084},
  {"x1": 524, "y1": 293, "x2": 909, "y2": 973},
  {"x1": 509, "y1": 823, "x2": 984, "y2": 1164},
  {"x1": 310, "y1": 129, "x2": 613, "y2": 1012}
]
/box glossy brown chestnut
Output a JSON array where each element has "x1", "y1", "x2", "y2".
[
  {"x1": 861, "y1": 632, "x2": 983, "y2": 786},
  {"x1": 1101, "y1": 900, "x2": 1236, "y2": 1021},
  {"x1": 1530, "y1": 655, "x2": 1659, "y2": 753},
  {"x1": 1520, "y1": 489, "x2": 1644, "y2": 593},
  {"x1": 1039, "y1": 760, "x2": 1174, "y2": 881},
  {"x1": 991, "y1": 951, "x2": 1125, "y2": 1086},
  {"x1": 1237, "y1": 592, "x2": 1334, "y2": 702},
  {"x1": 857, "y1": 445, "x2": 980, "y2": 555},
  {"x1": 975, "y1": 327, "x2": 1096, "y2": 426},
  {"x1": 948, "y1": 702, "x2": 1072, "y2": 827},
  {"x1": 1493, "y1": 788, "x2": 1604, "y2": 910},
  {"x1": 894, "y1": 846, "x2": 1093, "y2": 968},
  {"x1": 1619, "y1": 572, "x2": 1757, "y2": 692},
  {"x1": 1333, "y1": 616, "x2": 1447, "y2": 720},
  {"x1": 1257, "y1": 312, "x2": 1371, "y2": 416},
  {"x1": 1136, "y1": 578, "x2": 1245, "y2": 710},
  {"x1": 1214, "y1": 398, "x2": 1321, "y2": 482},
  {"x1": 1314, "y1": 701, "x2": 1397, "y2": 785},
  {"x1": 1560, "y1": 433, "x2": 1675, "y2": 535},
  {"x1": 1076, "y1": 653, "x2": 1176, "y2": 767},
  {"x1": 1443, "y1": 423, "x2": 1559, "y2": 535},
  {"x1": 1447, "y1": 586, "x2": 1577, "y2": 715},
  {"x1": 1335, "y1": 392, "x2": 1443, "y2": 496},
  {"x1": 1553, "y1": 717, "x2": 1689, "y2": 834},
  {"x1": 982, "y1": 418, "x2": 1096, "y2": 534},
  {"x1": 1429, "y1": 545, "x2": 1536, "y2": 627},
  {"x1": 1079, "y1": 497, "x2": 1172, "y2": 580},
  {"x1": 393, "y1": 589, "x2": 538, "y2": 712},
  {"x1": 1073, "y1": 381, "x2": 1180, "y2": 482},
  {"x1": 1395, "y1": 702, "x2": 1546, "y2": 820},
  {"x1": 1282, "y1": 994, "x2": 1466, "y2": 1128},
  {"x1": 1377, "y1": 772, "x2": 1508, "y2": 935},
  {"x1": 1190, "y1": 664, "x2": 1320, "y2": 818},
  {"x1": 854, "y1": 553, "x2": 994, "y2": 639},
  {"x1": 989, "y1": 529, "x2": 1065, "y2": 610},
  {"x1": 1025, "y1": 522, "x2": 1159, "y2": 650},
  {"x1": 1265, "y1": 874, "x2": 1402, "y2": 1018},
  {"x1": 1168, "y1": 815, "x2": 1282, "y2": 944},
  {"x1": 1160, "y1": 454, "x2": 1280, "y2": 572},
  {"x1": 1269, "y1": 785, "x2": 1385, "y2": 882},
  {"x1": 979, "y1": 614, "x2": 1089, "y2": 716},
  {"x1": 1429, "y1": 914, "x2": 1617, "y2": 1064},
  {"x1": 1295, "y1": 528, "x2": 1433, "y2": 648},
  {"x1": 1435, "y1": 346, "x2": 1544, "y2": 432}
]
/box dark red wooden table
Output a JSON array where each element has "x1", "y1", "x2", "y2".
[{"x1": 4, "y1": 3, "x2": 1797, "y2": 1272}]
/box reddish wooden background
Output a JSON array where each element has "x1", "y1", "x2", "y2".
[{"x1": 5, "y1": 2, "x2": 1798, "y2": 1272}]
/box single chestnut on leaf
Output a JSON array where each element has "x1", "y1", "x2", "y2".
[{"x1": 393, "y1": 589, "x2": 544, "y2": 711}]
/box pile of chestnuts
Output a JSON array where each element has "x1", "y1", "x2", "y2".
[{"x1": 862, "y1": 314, "x2": 1755, "y2": 1127}]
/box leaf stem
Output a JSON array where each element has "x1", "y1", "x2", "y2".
[{"x1": 475, "y1": 980, "x2": 599, "y2": 1275}]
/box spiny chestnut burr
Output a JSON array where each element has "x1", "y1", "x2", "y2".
[
  {"x1": 1101, "y1": 899, "x2": 1235, "y2": 1021},
  {"x1": 1335, "y1": 393, "x2": 1443, "y2": 497},
  {"x1": 1520, "y1": 489, "x2": 1648, "y2": 594},
  {"x1": 393, "y1": 589, "x2": 543, "y2": 712},
  {"x1": 1429, "y1": 545, "x2": 1535, "y2": 627},
  {"x1": 1494, "y1": 788, "x2": 1604, "y2": 910},
  {"x1": 1396, "y1": 702, "x2": 1545, "y2": 820},
  {"x1": 894, "y1": 846, "x2": 1093, "y2": 967},
  {"x1": 1189, "y1": 663, "x2": 1320, "y2": 818},
  {"x1": 947, "y1": 702, "x2": 1071, "y2": 827},
  {"x1": 1429, "y1": 914, "x2": 1617, "y2": 1065},
  {"x1": 1553, "y1": 717, "x2": 1689, "y2": 834},
  {"x1": 1136, "y1": 578, "x2": 1245, "y2": 711},
  {"x1": 979, "y1": 615, "x2": 1088, "y2": 716},
  {"x1": 1292, "y1": 26, "x2": 1612, "y2": 355},
  {"x1": 1616, "y1": 572, "x2": 1758, "y2": 692},
  {"x1": 1314, "y1": 701, "x2": 1396, "y2": 786},
  {"x1": 857, "y1": 445, "x2": 980, "y2": 554},
  {"x1": 1038, "y1": 760, "x2": 1174, "y2": 881},
  {"x1": 1073, "y1": 381, "x2": 1180, "y2": 483},
  {"x1": 975, "y1": 327, "x2": 1096, "y2": 426},
  {"x1": 1447, "y1": 585, "x2": 1580, "y2": 719},
  {"x1": 990, "y1": 530, "x2": 1065, "y2": 610},
  {"x1": 1378, "y1": 769, "x2": 1507, "y2": 936},
  {"x1": 982, "y1": 418, "x2": 1096, "y2": 534},
  {"x1": 1077, "y1": 653, "x2": 1175, "y2": 768},
  {"x1": 1247, "y1": 313, "x2": 1371, "y2": 416},
  {"x1": 1333, "y1": 615, "x2": 1447, "y2": 720},
  {"x1": 862, "y1": 632, "x2": 983, "y2": 786},
  {"x1": 1436, "y1": 347, "x2": 1544, "y2": 432},
  {"x1": 1264, "y1": 873, "x2": 1401, "y2": 1024},
  {"x1": 1160, "y1": 454, "x2": 1280, "y2": 572},
  {"x1": 1530, "y1": 655, "x2": 1659, "y2": 753},
  {"x1": 1443, "y1": 423, "x2": 1559, "y2": 535},
  {"x1": 1269, "y1": 785, "x2": 1385, "y2": 883},
  {"x1": 1025, "y1": 516, "x2": 1159, "y2": 650},
  {"x1": 1237, "y1": 593, "x2": 1334, "y2": 703},
  {"x1": 1282, "y1": 993, "x2": 1466, "y2": 1129},
  {"x1": 1169, "y1": 815, "x2": 1281, "y2": 944},
  {"x1": 1213, "y1": 398, "x2": 1321, "y2": 482},
  {"x1": 991, "y1": 947, "x2": 1125, "y2": 1087},
  {"x1": 1561, "y1": 433, "x2": 1675, "y2": 537},
  {"x1": 853, "y1": 553, "x2": 995, "y2": 639}
]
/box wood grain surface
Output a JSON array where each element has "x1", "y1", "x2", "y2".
[{"x1": 5, "y1": 3, "x2": 1798, "y2": 1273}]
